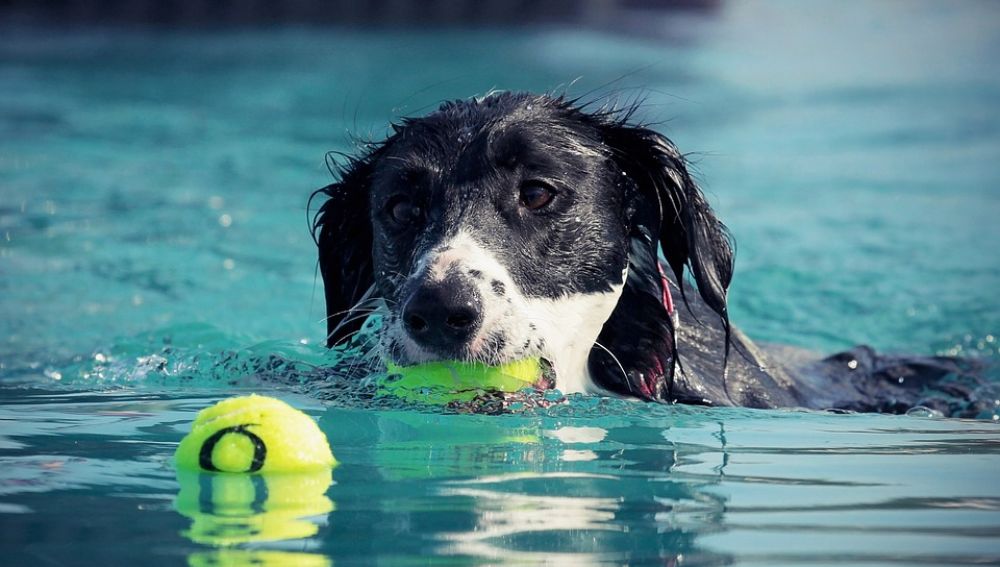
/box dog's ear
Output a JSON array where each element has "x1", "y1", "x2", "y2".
[
  {"x1": 602, "y1": 124, "x2": 735, "y2": 327},
  {"x1": 312, "y1": 156, "x2": 377, "y2": 347},
  {"x1": 589, "y1": 122, "x2": 735, "y2": 400}
]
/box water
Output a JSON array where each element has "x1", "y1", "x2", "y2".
[
  {"x1": 4, "y1": 388, "x2": 1000, "y2": 565},
  {"x1": 2, "y1": 1, "x2": 999, "y2": 564}
]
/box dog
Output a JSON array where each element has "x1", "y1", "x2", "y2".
[{"x1": 313, "y1": 92, "x2": 988, "y2": 416}]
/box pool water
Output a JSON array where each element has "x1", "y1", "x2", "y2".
[{"x1": 2, "y1": 1, "x2": 999, "y2": 565}]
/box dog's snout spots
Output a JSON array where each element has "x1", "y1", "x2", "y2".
[
  {"x1": 468, "y1": 269, "x2": 482, "y2": 279},
  {"x1": 489, "y1": 333, "x2": 507, "y2": 353},
  {"x1": 491, "y1": 280, "x2": 506, "y2": 295}
]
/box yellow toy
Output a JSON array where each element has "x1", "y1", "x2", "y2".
[
  {"x1": 174, "y1": 395, "x2": 335, "y2": 473},
  {"x1": 381, "y1": 357, "x2": 542, "y2": 404}
]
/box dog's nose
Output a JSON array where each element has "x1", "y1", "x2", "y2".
[{"x1": 402, "y1": 276, "x2": 482, "y2": 350}]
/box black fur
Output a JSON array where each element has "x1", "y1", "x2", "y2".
[
  {"x1": 313, "y1": 154, "x2": 380, "y2": 346},
  {"x1": 588, "y1": 118, "x2": 735, "y2": 401}
]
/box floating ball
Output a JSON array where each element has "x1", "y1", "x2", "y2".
[
  {"x1": 381, "y1": 358, "x2": 542, "y2": 404},
  {"x1": 175, "y1": 395, "x2": 336, "y2": 473}
]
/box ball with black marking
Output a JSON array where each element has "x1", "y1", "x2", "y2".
[{"x1": 175, "y1": 395, "x2": 336, "y2": 473}]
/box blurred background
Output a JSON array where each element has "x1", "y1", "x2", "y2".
[
  {"x1": 1, "y1": 0, "x2": 721, "y2": 28},
  {"x1": 1, "y1": 0, "x2": 998, "y2": 382}
]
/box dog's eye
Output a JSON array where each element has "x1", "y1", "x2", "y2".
[
  {"x1": 518, "y1": 181, "x2": 555, "y2": 211},
  {"x1": 387, "y1": 196, "x2": 423, "y2": 226}
]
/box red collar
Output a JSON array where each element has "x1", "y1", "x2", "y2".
[
  {"x1": 656, "y1": 262, "x2": 675, "y2": 316},
  {"x1": 633, "y1": 262, "x2": 678, "y2": 399}
]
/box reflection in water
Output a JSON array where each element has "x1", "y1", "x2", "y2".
[
  {"x1": 174, "y1": 469, "x2": 334, "y2": 565},
  {"x1": 342, "y1": 413, "x2": 736, "y2": 563},
  {"x1": 438, "y1": 473, "x2": 622, "y2": 564},
  {"x1": 187, "y1": 549, "x2": 331, "y2": 567}
]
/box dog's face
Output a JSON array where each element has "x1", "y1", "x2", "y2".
[
  {"x1": 366, "y1": 99, "x2": 631, "y2": 389},
  {"x1": 315, "y1": 93, "x2": 734, "y2": 398}
]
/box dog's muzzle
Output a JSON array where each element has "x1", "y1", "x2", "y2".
[{"x1": 401, "y1": 273, "x2": 483, "y2": 353}]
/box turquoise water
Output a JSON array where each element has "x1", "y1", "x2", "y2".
[{"x1": 2, "y1": 1, "x2": 1000, "y2": 564}]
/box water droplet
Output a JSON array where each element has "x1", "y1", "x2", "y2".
[
  {"x1": 906, "y1": 406, "x2": 943, "y2": 418},
  {"x1": 218, "y1": 214, "x2": 233, "y2": 228},
  {"x1": 223, "y1": 258, "x2": 236, "y2": 270},
  {"x1": 847, "y1": 359, "x2": 858, "y2": 370}
]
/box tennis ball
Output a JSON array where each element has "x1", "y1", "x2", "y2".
[
  {"x1": 175, "y1": 395, "x2": 336, "y2": 473},
  {"x1": 381, "y1": 357, "x2": 542, "y2": 404}
]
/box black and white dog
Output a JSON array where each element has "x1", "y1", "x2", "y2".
[{"x1": 313, "y1": 92, "x2": 985, "y2": 415}]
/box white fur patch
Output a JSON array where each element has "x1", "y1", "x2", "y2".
[{"x1": 517, "y1": 288, "x2": 623, "y2": 394}]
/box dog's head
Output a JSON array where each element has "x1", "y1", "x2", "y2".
[{"x1": 313, "y1": 93, "x2": 733, "y2": 400}]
